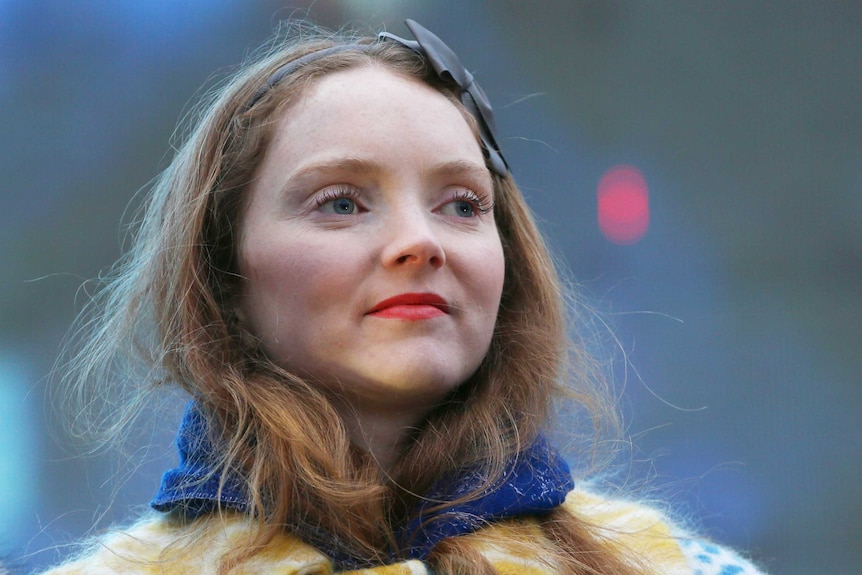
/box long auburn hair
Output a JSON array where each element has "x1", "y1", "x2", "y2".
[{"x1": 59, "y1": 23, "x2": 649, "y2": 575}]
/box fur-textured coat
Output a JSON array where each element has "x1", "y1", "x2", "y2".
[{"x1": 41, "y1": 487, "x2": 765, "y2": 575}]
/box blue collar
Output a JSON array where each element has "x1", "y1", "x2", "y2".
[{"x1": 152, "y1": 402, "x2": 573, "y2": 568}]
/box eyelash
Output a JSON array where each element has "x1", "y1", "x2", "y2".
[
  {"x1": 314, "y1": 185, "x2": 361, "y2": 208},
  {"x1": 450, "y1": 188, "x2": 493, "y2": 215},
  {"x1": 312, "y1": 185, "x2": 493, "y2": 215}
]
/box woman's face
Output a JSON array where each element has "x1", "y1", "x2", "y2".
[{"x1": 237, "y1": 66, "x2": 505, "y2": 417}]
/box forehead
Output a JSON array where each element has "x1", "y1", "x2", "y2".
[
  {"x1": 288, "y1": 64, "x2": 459, "y2": 120},
  {"x1": 263, "y1": 65, "x2": 486, "y2": 171}
]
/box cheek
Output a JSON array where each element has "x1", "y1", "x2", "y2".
[
  {"x1": 237, "y1": 237, "x2": 308, "y2": 329},
  {"x1": 464, "y1": 238, "x2": 506, "y2": 329},
  {"x1": 480, "y1": 239, "x2": 506, "y2": 299},
  {"x1": 238, "y1": 235, "x2": 358, "y2": 327}
]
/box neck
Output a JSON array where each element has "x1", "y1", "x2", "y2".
[{"x1": 331, "y1": 399, "x2": 432, "y2": 473}]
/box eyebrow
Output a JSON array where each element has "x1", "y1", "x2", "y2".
[
  {"x1": 290, "y1": 157, "x2": 379, "y2": 181},
  {"x1": 429, "y1": 159, "x2": 494, "y2": 184},
  {"x1": 288, "y1": 157, "x2": 493, "y2": 184}
]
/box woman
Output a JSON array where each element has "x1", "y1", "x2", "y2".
[{"x1": 44, "y1": 20, "x2": 765, "y2": 575}]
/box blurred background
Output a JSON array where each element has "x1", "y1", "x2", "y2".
[{"x1": 2, "y1": 1, "x2": 860, "y2": 573}]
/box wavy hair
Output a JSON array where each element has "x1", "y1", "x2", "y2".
[{"x1": 58, "y1": 22, "x2": 645, "y2": 575}]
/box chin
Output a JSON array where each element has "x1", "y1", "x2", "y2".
[
  {"x1": 339, "y1": 368, "x2": 470, "y2": 408},
  {"x1": 380, "y1": 372, "x2": 463, "y2": 398},
  {"x1": 396, "y1": 365, "x2": 479, "y2": 396}
]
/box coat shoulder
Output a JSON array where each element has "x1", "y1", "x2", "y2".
[
  {"x1": 563, "y1": 486, "x2": 768, "y2": 574},
  {"x1": 36, "y1": 513, "x2": 331, "y2": 575}
]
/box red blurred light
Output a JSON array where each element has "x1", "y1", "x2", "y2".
[{"x1": 597, "y1": 165, "x2": 650, "y2": 245}]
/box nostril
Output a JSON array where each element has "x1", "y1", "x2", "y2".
[{"x1": 383, "y1": 224, "x2": 446, "y2": 268}]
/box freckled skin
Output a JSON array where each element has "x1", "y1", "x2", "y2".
[{"x1": 238, "y1": 66, "x2": 505, "y2": 428}]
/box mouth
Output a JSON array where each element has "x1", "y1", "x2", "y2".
[{"x1": 367, "y1": 292, "x2": 450, "y2": 320}]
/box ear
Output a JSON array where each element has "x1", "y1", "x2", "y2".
[
  {"x1": 221, "y1": 284, "x2": 246, "y2": 327},
  {"x1": 229, "y1": 301, "x2": 262, "y2": 353},
  {"x1": 233, "y1": 303, "x2": 247, "y2": 325}
]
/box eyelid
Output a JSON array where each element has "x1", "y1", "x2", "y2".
[
  {"x1": 314, "y1": 184, "x2": 361, "y2": 208},
  {"x1": 447, "y1": 186, "x2": 493, "y2": 215}
]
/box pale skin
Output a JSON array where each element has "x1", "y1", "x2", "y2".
[{"x1": 237, "y1": 65, "x2": 506, "y2": 471}]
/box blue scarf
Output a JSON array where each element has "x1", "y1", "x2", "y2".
[{"x1": 152, "y1": 402, "x2": 574, "y2": 569}]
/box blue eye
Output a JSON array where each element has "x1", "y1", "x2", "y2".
[
  {"x1": 320, "y1": 197, "x2": 357, "y2": 215},
  {"x1": 315, "y1": 186, "x2": 360, "y2": 215},
  {"x1": 440, "y1": 189, "x2": 491, "y2": 218},
  {"x1": 445, "y1": 200, "x2": 476, "y2": 218}
]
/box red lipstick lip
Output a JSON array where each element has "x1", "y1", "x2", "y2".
[{"x1": 367, "y1": 292, "x2": 450, "y2": 315}]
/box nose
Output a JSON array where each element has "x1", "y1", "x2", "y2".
[{"x1": 380, "y1": 212, "x2": 446, "y2": 269}]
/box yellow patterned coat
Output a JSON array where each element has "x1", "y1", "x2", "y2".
[{"x1": 41, "y1": 488, "x2": 765, "y2": 575}]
